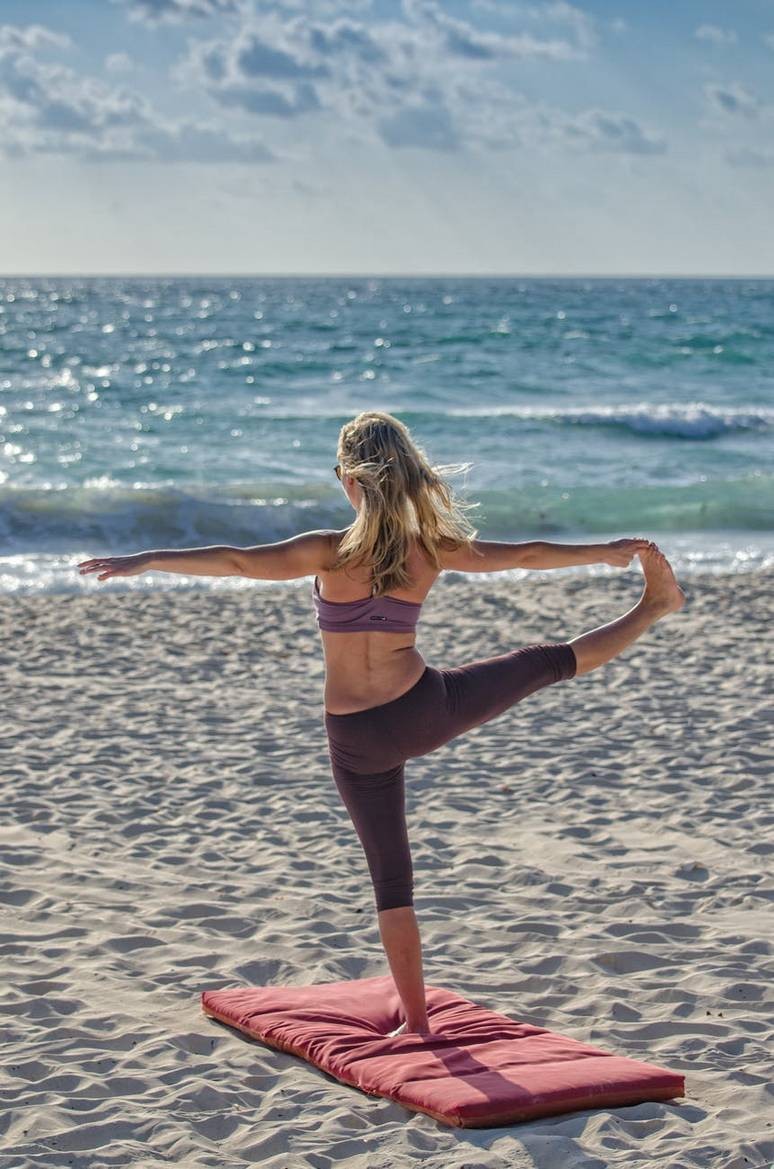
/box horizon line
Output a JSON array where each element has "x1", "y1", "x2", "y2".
[{"x1": 2, "y1": 272, "x2": 773, "y2": 281}]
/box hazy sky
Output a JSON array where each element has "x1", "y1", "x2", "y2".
[{"x1": 1, "y1": 0, "x2": 772, "y2": 275}]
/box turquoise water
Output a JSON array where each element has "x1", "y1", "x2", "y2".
[{"x1": 1, "y1": 275, "x2": 772, "y2": 593}]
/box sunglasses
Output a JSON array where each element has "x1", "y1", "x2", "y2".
[{"x1": 334, "y1": 464, "x2": 342, "y2": 480}]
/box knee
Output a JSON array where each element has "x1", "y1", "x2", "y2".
[{"x1": 374, "y1": 879, "x2": 414, "y2": 913}]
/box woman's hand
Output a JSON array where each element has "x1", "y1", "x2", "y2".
[
  {"x1": 602, "y1": 537, "x2": 657, "y2": 567},
  {"x1": 77, "y1": 552, "x2": 151, "y2": 582}
]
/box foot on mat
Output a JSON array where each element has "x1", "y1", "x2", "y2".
[{"x1": 387, "y1": 1020, "x2": 444, "y2": 1039}]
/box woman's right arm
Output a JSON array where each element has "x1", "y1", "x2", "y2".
[{"x1": 78, "y1": 545, "x2": 239, "y2": 581}]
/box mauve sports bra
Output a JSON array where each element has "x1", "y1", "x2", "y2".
[{"x1": 312, "y1": 574, "x2": 423, "y2": 634}]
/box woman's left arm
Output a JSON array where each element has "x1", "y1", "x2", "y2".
[{"x1": 522, "y1": 538, "x2": 651, "y2": 569}]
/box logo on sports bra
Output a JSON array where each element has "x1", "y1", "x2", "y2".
[{"x1": 370, "y1": 615, "x2": 388, "y2": 621}]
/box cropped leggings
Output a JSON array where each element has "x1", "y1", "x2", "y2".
[{"x1": 324, "y1": 641, "x2": 577, "y2": 912}]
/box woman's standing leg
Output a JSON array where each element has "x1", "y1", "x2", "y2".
[
  {"x1": 377, "y1": 907, "x2": 430, "y2": 1034},
  {"x1": 329, "y1": 760, "x2": 431, "y2": 1034}
]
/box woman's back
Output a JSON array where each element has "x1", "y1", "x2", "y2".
[{"x1": 315, "y1": 530, "x2": 441, "y2": 715}]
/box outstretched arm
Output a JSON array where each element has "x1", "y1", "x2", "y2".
[
  {"x1": 78, "y1": 530, "x2": 335, "y2": 582},
  {"x1": 230, "y1": 530, "x2": 334, "y2": 579},
  {"x1": 78, "y1": 545, "x2": 239, "y2": 580},
  {"x1": 524, "y1": 537, "x2": 652, "y2": 569},
  {"x1": 440, "y1": 537, "x2": 651, "y2": 573}
]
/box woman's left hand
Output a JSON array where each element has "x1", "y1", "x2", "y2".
[{"x1": 602, "y1": 537, "x2": 656, "y2": 567}]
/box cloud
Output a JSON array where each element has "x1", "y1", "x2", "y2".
[
  {"x1": 0, "y1": 21, "x2": 276, "y2": 163},
  {"x1": 85, "y1": 120, "x2": 275, "y2": 163},
  {"x1": 537, "y1": 2, "x2": 596, "y2": 52},
  {"x1": 176, "y1": 18, "x2": 337, "y2": 119},
  {"x1": 694, "y1": 24, "x2": 737, "y2": 47},
  {"x1": 402, "y1": 0, "x2": 583, "y2": 61},
  {"x1": 376, "y1": 101, "x2": 459, "y2": 150},
  {"x1": 560, "y1": 108, "x2": 666, "y2": 154},
  {"x1": 177, "y1": 0, "x2": 585, "y2": 130},
  {"x1": 704, "y1": 81, "x2": 760, "y2": 118},
  {"x1": 119, "y1": 0, "x2": 372, "y2": 16},
  {"x1": 765, "y1": 32, "x2": 774, "y2": 52},
  {"x1": 215, "y1": 80, "x2": 322, "y2": 117},
  {"x1": 468, "y1": 0, "x2": 596, "y2": 52},
  {"x1": 173, "y1": 6, "x2": 664, "y2": 157},
  {"x1": 481, "y1": 94, "x2": 666, "y2": 154},
  {"x1": 104, "y1": 52, "x2": 134, "y2": 73},
  {"x1": 0, "y1": 23, "x2": 72, "y2": 52},
  {"x1": 114, "y1": 0, "x2": 242, "y2": 24}
]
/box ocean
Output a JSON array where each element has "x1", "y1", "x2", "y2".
[{"x1": 1, "y1": 275, "x2": 772, "y2": 595}]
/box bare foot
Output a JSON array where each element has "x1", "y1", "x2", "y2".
[
  {"x1": 387, "y1": 1020, "x2": 439, "y2": 1038},
  {"x1": 638, "y1": 542, "x2": 686, "y2": 616}
]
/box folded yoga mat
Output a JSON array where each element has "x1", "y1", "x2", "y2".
[{"x1": 201, "y1": 974, "x2": 685, "y2": 1128}]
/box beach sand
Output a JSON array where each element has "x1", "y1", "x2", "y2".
[{"x1": 2, "y1": 567, "x2": 772, "y2": 1168}]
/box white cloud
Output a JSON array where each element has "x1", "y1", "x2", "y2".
[
  {"x1": 0, "y1": 10, "x2": 666, "y2": 167},
  {"x1": 535, "y1": 1, "x2": 596, "y2": 52},
  {"x1": 402, "y1": 0, "x2": 583, "y2": 61},
  {"x1": 114, "y1": 0, "x2": 243, "y2": 24},
  {"x1": 104, "y1": 52, "x2": 134, "y2": 73},
  {"x1": 175, "y1": 0, "x2": 586, "y2": 133},
  {"x1": 695, "y1": 24, "x2": 737, "y2": 47},
  {"x1": 479, "y1": 90, "x2": 666, "y2": 154},
  {"x1": 175, "y1": 8, "x2": 663, "y2": 157},
  {"x1": 0, "y1": 23, "x2": 72, "y2": 52},
  {"x1": 469, "y1": 0, "x2": 596, "y2": 52},
  {"x1": 0, "y1": 22, "x2": 276, "y2": 164}
]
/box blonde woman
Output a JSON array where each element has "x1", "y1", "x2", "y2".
[{"x1": 77, "y1": 410, "x2": 685, "y2": 1039}]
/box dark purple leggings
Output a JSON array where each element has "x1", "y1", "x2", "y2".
[{"x1": 324, "y1": 641, "x2": 577, "y2": 912}]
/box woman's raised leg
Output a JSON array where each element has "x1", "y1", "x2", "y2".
[{"x1": 568, "y1": 542, "x2": 685, "y2": 676}]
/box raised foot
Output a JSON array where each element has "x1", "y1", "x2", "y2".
[{"x1": 638, "y1": 542, "x2": 686, "y2": 616}]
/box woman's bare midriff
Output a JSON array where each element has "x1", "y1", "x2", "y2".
[
  {"x1": 321, "y1": 638, "x2": 428, "y2": 715},
  {"x1": 317, "y1": 533, "x2": 440, "y2": 716}
]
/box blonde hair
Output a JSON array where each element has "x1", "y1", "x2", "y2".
[{"x1": 332, "y1": 410, "x2": 480, "y2": 596}]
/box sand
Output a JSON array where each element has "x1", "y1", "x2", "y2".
[{"x1": 2, "y1": 567, "x2": 772, "y2": 1168}]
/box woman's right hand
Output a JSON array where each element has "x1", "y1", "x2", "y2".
[
  {"x1": 602, "y1": 537, "x2": 657, "y2": 567},
  {"x1": 77, "y1": 552, "x2": 151, "y2": 582}
]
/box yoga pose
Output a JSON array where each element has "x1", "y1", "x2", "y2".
[{"x1": 77, "y1": 410, "x2": 685, "y2": 1038}]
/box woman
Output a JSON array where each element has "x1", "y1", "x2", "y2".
[{"x1": 77, "y1": 410, "x2": 685, "y2": 1039}]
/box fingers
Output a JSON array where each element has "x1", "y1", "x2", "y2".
[{"x1": 77, "y1": 558, "x2": 120, "y2": 579}]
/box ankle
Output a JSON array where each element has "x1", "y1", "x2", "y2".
[{"x1": 638, "y1": 594, "x2": 669, "y2": 621}]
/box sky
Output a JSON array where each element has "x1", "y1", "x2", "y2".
[{"x1": 0, "y1": 0, "x2": 772, "y2": 276}]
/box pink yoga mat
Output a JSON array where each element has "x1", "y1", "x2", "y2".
[{"x1": 201, "y1": 974, "x2": 685, "y2": 1128}]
